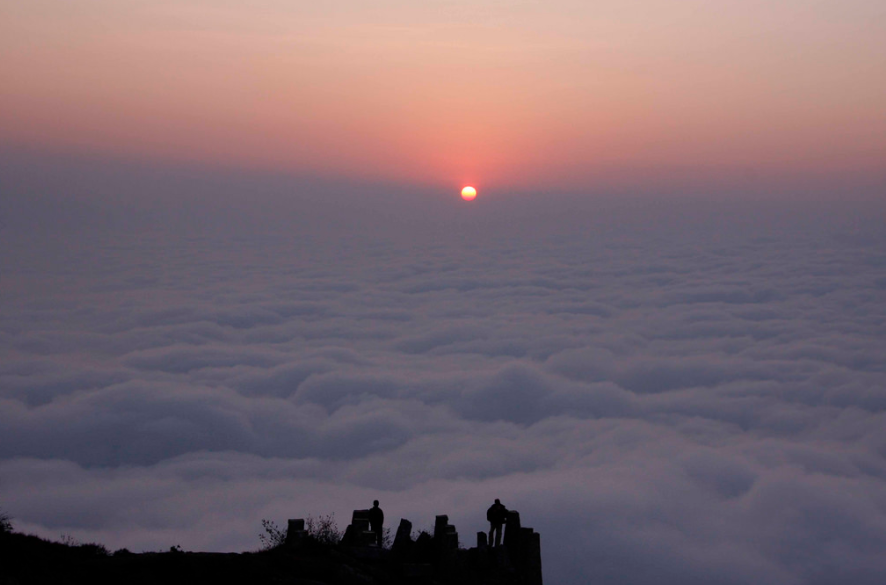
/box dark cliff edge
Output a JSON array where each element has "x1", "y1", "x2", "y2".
[{"x1": 0, "y1": 510, "x2": 542, "y2": 585}]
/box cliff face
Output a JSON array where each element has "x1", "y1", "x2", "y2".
[{"x1": 0, "y1": 510, "x2": 542, "y2": 585}]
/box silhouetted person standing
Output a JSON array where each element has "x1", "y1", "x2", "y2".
[
  {"x1": 487, "y1": 498, "x2": 507, "y2": 547},
  {"x1": 368, "y1": 500, "x2": 384, "y2": 547}
]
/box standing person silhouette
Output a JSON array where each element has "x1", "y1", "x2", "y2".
[
  {"x1": 368, "y1": 500, "x2": 384, "y2": 547},
  {"x1": 487, "y1": 498, "x2": 507, "y2": 547}
]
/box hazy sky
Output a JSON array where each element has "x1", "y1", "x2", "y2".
[{"x1": 2, "y1": 0, "x2": 885, "y2": 193}]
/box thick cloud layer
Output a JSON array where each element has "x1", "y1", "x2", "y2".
[{"x1": 2, "y1": 180, "x2": 885, "y2": 585}]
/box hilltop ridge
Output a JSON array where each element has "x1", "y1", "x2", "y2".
[{"x1": 0, "y1": 508, "x2": 542, "y2": 585}]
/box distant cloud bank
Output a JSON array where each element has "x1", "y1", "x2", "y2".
[{"x1": 2, "y1": 182, "x2": 885, "y2": 585}]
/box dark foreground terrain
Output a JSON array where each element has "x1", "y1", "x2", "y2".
[{"x1": 0, "y1": 511, "x2": 542, "y2": 585}]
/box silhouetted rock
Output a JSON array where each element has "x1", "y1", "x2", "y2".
[
  {"x1": 287, "y1": 518, "x2": 307, "y2": 546},
  {"x1": 336, "y1": 507, "x2": 542, "y2": 585},
  {"x1": 392, "y1": 518, "x2": 413, "y2": 557}
]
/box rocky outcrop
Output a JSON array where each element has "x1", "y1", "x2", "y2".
[{"x1": 323, "y1": 507, "x2": 543, "y2": 585}]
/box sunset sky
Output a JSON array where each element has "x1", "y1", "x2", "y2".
[
  {"x1": 2, "y1": 0, "x2": 884, "y2": 193},
  {"x1": 2, "y1": 4, "x2": 886, "y2": 585}
]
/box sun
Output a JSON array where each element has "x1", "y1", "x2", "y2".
[{"x1": 461, "y1": 186, "x2": 477, "y2": 201}]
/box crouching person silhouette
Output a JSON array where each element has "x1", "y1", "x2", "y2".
[
  {"x1": 368, "y1": 500, "x2": 384, "y2": 547},
  {"x1": 487, "y1": 498, "x2": 507, "y2": 547}
]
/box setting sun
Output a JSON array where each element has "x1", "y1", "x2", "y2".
[{"x1": 461, "y1": 186, "x2": 477, "y2": 201}]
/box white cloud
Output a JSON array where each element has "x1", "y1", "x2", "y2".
[{"x1": 2, "y1": 182, "x2": 885, "y2": 584}]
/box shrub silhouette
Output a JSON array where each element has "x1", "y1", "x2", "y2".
[
  {"x1": 0, "y1": 508, "x2": 11, "y2": 533},
  {"x1": 260, "y1": 514, "x2": 343, "y2": 550},
  {"x1": 259, "y1": 519, "x2": 287, "y2": 550},
  {"x1": 306, "y1": 514, "x2": 342, "y2": 546}
]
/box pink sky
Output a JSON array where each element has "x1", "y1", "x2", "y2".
[{"x1": 1, "y1": 0, "x2": 884, "y2": 193}]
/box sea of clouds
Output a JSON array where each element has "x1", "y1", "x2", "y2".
[{"x1": 2, "y1": 165, "x2": 885, "y2": 584}]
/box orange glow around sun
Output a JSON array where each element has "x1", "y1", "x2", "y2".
[{"x1": 461, "y1": 186, "x2": 477, "y2": 201}]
